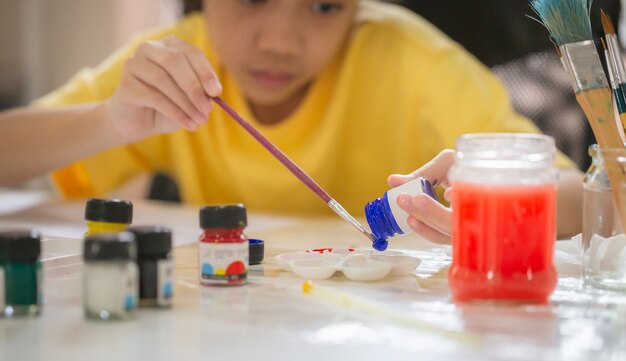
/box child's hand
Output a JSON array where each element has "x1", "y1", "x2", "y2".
[
  {"x1": 107, "y1": 35, "x2": 221, "y2": 141},
  {"x1": 387, "y1": 150, "x2": 455, "y2": 244}
]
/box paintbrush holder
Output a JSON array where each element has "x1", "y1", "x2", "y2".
[{"x1": 582, "y1": 145, "x2": 626, "y2": 292}]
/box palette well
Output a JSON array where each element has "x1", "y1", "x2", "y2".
[{"x1": 275, "y1": 248, "x2": 421, "y2": 281}]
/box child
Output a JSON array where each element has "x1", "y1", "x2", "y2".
[{"x1": 0, "y1": 0, "x2": 582, "y2": 239}]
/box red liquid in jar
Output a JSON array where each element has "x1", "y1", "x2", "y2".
[{"x1": 450, "y1": 182, "x2": 557, "y2": 303}]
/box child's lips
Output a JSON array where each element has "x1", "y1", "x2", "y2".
[{"x1": 250, "y1": 70, "x2": 294, "y2": 89}]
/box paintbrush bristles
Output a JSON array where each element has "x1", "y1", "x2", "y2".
[
  {"x1": 601, "y1": 9, "x2": 616, "y2": 35},
  {"x1": 530, "y1": 0, "x2": 594, "y2": 45}
]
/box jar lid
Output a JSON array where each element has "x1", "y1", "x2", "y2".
[
  {"x1": 249, "y1": 238, "x2": 264, "y2": 265},
  {"x1": 200, "y1": 204, "x2": 247, "y2": 229},
  {"x1": 456, "y1": 133, "x2": 555, "y2": 168},
  {"x1": 85, "y1": 198, "x2": 133, "y2": 224},
  {"x1": 83, "y1": 232, "x2": 136, "y2": 261},
  {"x1": 127, "y1": 226, "x2": 172, "y2": 257},
  {"x1": 0, "y1": 229, "x2": 41, "y2": 262}
]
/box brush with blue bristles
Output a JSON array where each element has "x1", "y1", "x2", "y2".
[
  {"x1": 531, "y1": 0, "x2": 626, "y2": 227},
  {"x1": 531, "y1": 0, "x2": 623, "y2": 149}
]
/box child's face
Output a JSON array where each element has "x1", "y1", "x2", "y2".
[{"x1": 204, "y1": 0, "x2": 357, "y2": 107}]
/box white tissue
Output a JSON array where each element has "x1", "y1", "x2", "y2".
[{"x1": 586, "y1": 233, "x2": 626, "y2": 272}]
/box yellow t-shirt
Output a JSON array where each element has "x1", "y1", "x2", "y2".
[{"x1": 40, "y1": 1, "x2": 573, "y2": 216}]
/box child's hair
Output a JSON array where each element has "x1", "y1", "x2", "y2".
[
  {"x1": 182, "y1": 0, "x2": 375, "y2": 15},
  {"x1": 183, "y1": 0, "x2": 202, "y2": 14}
]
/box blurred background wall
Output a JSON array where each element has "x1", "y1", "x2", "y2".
[{"x1": 0, "y1": 0, "x2": 180, "y2": 108}]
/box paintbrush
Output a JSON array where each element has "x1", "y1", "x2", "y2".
[
  {"x1": 601, "y1": 37, "x2": 626, "y2": 113},
  {"x1": 600, "y1": 10, "x2": 626, "y2": 134},
  {"x1": 531, "y1": 0, "x2": 626, "y2": 227},
  {"x1": 531, "y1": 0, "x2": 623, "y2": 148},
  {"x1": 302, "y1": 280, "x2": 480, "y2": 346},
  {"x1": 600, "y1": 37, "x2": 626, "y2": 136},
  {"x1": 211, "y1": 97, "x2": 377, "y2": 244}
]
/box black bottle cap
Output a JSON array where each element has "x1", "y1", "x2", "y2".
[
  {"x1": 127, "y1": 226, "x2": 172, "y2": 258},
  {"x1": 0, "y1": 229, "x2": 41, "y2": 262},
  {"x1": 83, "y1": 232, "x2": 137, "y2": 261},
  {"x1": 200, "y1": 204, "x2": 247, "y2": 229},
  {"x1": 85, "y1": 198, "x2": 133, "y2": 224}
]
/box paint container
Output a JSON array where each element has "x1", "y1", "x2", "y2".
[
  {"x1": 83, "y1": 232, "x2": 138, "y2": 320},
  {"x1": 127, "y1": 226, "x2": 173, "y2": 308},
  {"x1": 0, "y1": 229, "x2": 42, "y2": 317},
  {"x1": 448, "y1": 133, "x2": 558, "y2": 303},
  {"x1": 84, "y1": 198, "x2": 133, "y2": 236},
  {"x1": 198, "y1": 204, "x2": 248, "y2": 286},
  {"x1": 364, "y1": 177, "x2": 437, "y2": 250},
  {"x1": 248, "y1": 239, "x2": 264, "y2": 265}
]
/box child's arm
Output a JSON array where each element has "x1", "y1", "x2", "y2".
[
  {"x1": 0, "y1": 36, "x2": 220, "y2": 186},
  {"x1": 0, "y1": 103, "x2": 119, "y2": 186}
]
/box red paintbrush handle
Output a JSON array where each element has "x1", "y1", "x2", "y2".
[{"x1": 211, "y1": 97, "x2": 333, "y2": 204}]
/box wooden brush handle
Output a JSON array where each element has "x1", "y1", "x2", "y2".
[
  {"x1": 576, "y1": 88, "x2": 624, "y2": 148},
  {"x1": 618, "y1": 113, "x2": 626, "y2": 138}
]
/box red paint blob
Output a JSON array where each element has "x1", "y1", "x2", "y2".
[{"x1": 226, "y1": 261, "x2": 246, "y2": 275}]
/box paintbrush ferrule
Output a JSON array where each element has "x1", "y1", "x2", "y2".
[
  {"x1": 559, "y1": 41, "x2": 608, "y2": 93},
  {"x1": 606, "y1": 34, "x2": 626, "y2": 84},
  {"x1": 327, "y1": 199, "x2": 377, "y2": 242},
  {"x1": 604, "y1": 49, "x2": 619, "y2": 89}
]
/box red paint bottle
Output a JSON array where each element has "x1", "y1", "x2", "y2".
[{"x1": 198, "y1": 204, "x2": 248, "y2": 286}]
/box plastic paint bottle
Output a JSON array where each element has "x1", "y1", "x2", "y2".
[
  {"x1": 198, "y1": 204, "x2": 248, "y2": 286},
  {"x1": 84, "y1": 198, "x2": 133, "y2": 236},
  {"x1": 83, "y1": 232, "x2": 139, "y2": 320},
  {"x1": 128, "y1": 226, "x2": 174, "y2": 308},
  {"x1": 364, "y1": 177, "x2": 437, "y2": 251},
  {"x1": 448, "y1": 133, "x2": 558, "y2": 303},
  {"x1": 0, "y1": 229, "x2": 42, "y2": 317}
]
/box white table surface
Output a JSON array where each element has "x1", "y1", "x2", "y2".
[{"x1": 0, "y1": 189, "x2": 625, "y2": 361}]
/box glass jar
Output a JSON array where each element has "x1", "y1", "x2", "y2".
[
  {"x1": 83, "y1": 232, "x2": 138, "y2": 320},
  {"x1": 448, "y1": 133, "x2": 558, "y2": 303},
  {"x1": 84, "y1": 198, "x2": 133, "y2": 236},
  {"x1": 127, "y1": 226, "x2": 174, "y2": 308},
  {"x1": 198, "y1": 204, "x2": 248, "y2": 286},
  {"x1": 0, "y1": 229, "x2": 42, "y2": 317},
  {"x1": 582, "y1": 145, "x2": 626, "y2": 291}
]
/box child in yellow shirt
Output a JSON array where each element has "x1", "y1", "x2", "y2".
[{"x1": 0, "y1": 0, "x2": 582, "y2": 240}]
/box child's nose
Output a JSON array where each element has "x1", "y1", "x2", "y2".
[{"x1": 256, "y1": 16, "x2": 302, "y2": 56}]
